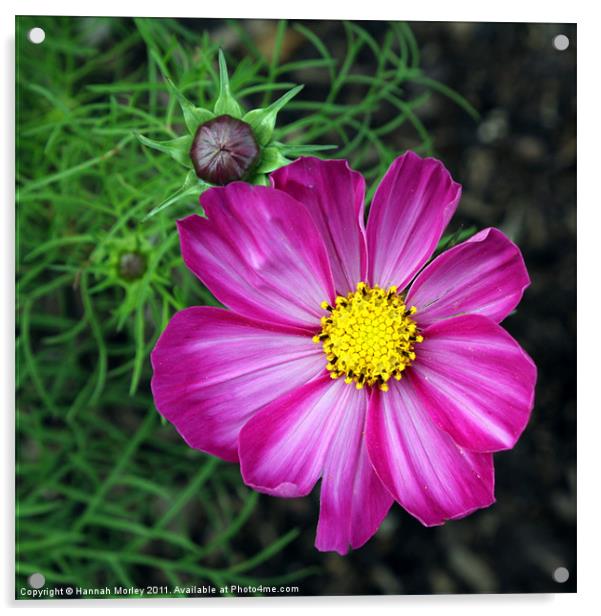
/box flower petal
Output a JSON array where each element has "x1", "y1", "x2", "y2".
[
  {"x1": 151, "y1": 306, "x2": 324, "y2": 462},
  {"x1": 315, "y1": 388, "x2": 393, "y2": 554},
  {"x1": 178, "y1": 183, "x2": 335, "y2": 331},
  {"x1": 271, "y1": 157, "x2": 367, "y2": 294},
  {"x1": 239, "y1": 375, "x2": 355, "y2": 498},
  {"x1": 406, "y1": 228, "x2": 530, "y2": 326},
  {"x1": 410, "y1": 314, "x2": 536, "y2": 452},
  {"x1": 367, "y1": 151, "x2": 462, "y2": 290},
  {"x1": 366, "y1": 379, "x2": 495, "y2": 526}
]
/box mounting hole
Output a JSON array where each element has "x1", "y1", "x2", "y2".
[
  {"x1": 553, "y1": 567, "x2": 569, "y2": 583},
  {"x1": 28, "y1": 27, "x2": 45, "y2": 44},
  {"x1": 28, "y1": 572, "x2": 45, "y2": 589},
  {"x1": 553, "y1": 34, "x2": 569, "y2": 51}
]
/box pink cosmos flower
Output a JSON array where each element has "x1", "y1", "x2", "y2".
[{"x1": 151, "y1": 152, "x2": 537, "y2": 555}]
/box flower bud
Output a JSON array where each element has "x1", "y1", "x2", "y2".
[
  {"x1": 189, "y1": 115, "x2": 259, "y2": 185},
  {"x1": 118, "y1": 252, "x2": 147, "y2": 281},
  {"x1": 138, "y1": 49, "x2": 331, "y2": 219}
]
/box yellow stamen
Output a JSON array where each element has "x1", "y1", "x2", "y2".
[{"x1": 313, "y1": 282, "x2": 424, "y2": 392}]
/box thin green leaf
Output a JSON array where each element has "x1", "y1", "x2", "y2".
[
  {"x1": 165, "y1": 77, "x2": 214, "y2": 132},
  {"x1": 136, "y1": 133, "x2": 192, "y2": 167},
  {"x1": 213, "y1": 49, "x2": 242, "y2": 118},
  {"x1": 142, "y1": 171, "x2": 205, "y2": 220},
  {"x1": 243, "y1": 84, "x2": 303, "y2": 145}
]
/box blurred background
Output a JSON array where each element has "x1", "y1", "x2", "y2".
[{"x1": 16, "y1": 17, "x2": 576, "y2": 596}]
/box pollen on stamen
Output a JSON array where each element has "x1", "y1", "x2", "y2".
[{"x1": 312, "y1": 282, "x2": 424, "y2": 391}]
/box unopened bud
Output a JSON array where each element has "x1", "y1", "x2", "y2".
[
  {"x1": 189, "y1": 115, "x2": 259, "y2": 185},
  {"x1": 118, "y1": 252, "x2": 147, "y2": 281}
]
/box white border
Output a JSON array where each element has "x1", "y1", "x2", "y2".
[{"x1": 3, "y1": 1, "x2": 598, "y2": 614}]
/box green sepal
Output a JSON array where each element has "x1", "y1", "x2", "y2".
[
  {"x1": 213, "y1": 50, "x2": 242, "y2": 118},
  {"x1": 143, "y1": 171, "x2": 208, "y2": 221},
  {"x1": 136, "y1": 133, "x2": 192, "y2": 167},
  {"x1": 252, "y1": 173, "x2": 271, "y2": 187},
  {"x1": 165, "y1": 78, "x2": 215, "y2": 133},
  {"x1": 254, "y1": 146, "x2": 290, "y2": 174},
  {"x1": 243, "y1": 85, "x2": 304, "y2": 145}
]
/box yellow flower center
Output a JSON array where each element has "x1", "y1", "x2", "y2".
[{"x1": 312, "y1": 282, "x2": 423, "y2": 391}]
